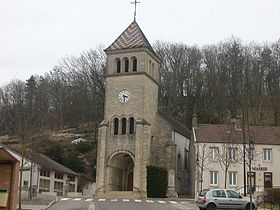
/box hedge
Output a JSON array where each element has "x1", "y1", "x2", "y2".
[
  {"x1": 146, "y1": 165, "x2": 168, "y2": 198},
  {"x1": 266, "y1": 188, "x2": 280, "y2": 204}
]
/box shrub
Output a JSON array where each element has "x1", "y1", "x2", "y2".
[
  {"x1": 63, "y1": 151, "x2": 85, "y2": 173},
  {"x1": 43, "y1": 142, "x2": 64, "y2": 164},
  {"x1": 266, "y1": 188, "x2": 280, "y2": 204},
  {"x1": 146, "y1": 165, "x2": 168, "y2": 198},
  {"x1": 74, "y1": 141, "x2": 92, "y2": 153}
]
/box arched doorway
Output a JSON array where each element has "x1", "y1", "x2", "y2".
[{"x1": 107, "y1": 151, "x2": 134, "y2": 191}]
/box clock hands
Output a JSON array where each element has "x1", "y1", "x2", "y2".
[{"x1": 123, "y1": 94, "x2": 128, "y2": 102}]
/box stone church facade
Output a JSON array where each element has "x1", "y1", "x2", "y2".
[{"x1": 95, "y1": 21, "x2": 191, "y2": 198}]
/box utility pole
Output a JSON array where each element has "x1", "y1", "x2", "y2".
[
  {"x1": 19, "y1": 133, "x2": 26, "y2": 210},
  {"x1": 29, "y1": 136, "x2": 33, "y2": 200},
  {"x1": 242, "y1": 106, "x2": 247, "y2": 196}
]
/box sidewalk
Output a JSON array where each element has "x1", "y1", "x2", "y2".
[
  {"x1": 18, "y1": 204, "x2": 46, "y2": 210},
  {"x1": 17, "y1": 191, "x2": 57, "y2": 210}
]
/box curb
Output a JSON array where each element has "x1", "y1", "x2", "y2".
[{"x1": 40, "y1": 197, "x2": 58, "y2": 210}]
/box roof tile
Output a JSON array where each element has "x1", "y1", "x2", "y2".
[
  {"x1": 105, "y1": 21, "x2": 154, "y2": 53},
  {"x1": 158, "y1": 110, "x2": 191, "y2": 138},
  {"x1": 195, "y1": 124, "x2": 280, "y2": 145}
]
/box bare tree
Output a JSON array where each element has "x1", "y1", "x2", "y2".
[
  {"x1": 197, "y1": 143, "x2": 211, "y2": 191},
  {"x1": 217, "y1": 128, "x2": 241, "y2": 188}
]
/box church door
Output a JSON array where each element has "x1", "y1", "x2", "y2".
[
  {"x1": 107, "y1": 152, "x2": 134, "y2": 191},
  {"x1": 127, "y1": 172, "x2": 133, "y2": 191}
]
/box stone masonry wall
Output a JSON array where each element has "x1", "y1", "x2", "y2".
[{"x1": 150, "y1": 115, "x2": 173, "y2": 168}]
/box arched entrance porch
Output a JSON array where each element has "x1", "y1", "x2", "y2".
[{"x1": 107, "y1": 151, "x2": 134, "y2": 191}]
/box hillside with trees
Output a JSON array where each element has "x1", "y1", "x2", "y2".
[{"x1": 0, "y1": 38, "x2": 279, "y2": 178}]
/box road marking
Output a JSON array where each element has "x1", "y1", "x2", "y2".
[
  {"x1": 158, "y1": 200, "x2": 166, "y2": 203},
  {"x1": 146, "y1": 200, "x2": 154, "y2": 203},
  {"x1": 123, "y1": 199, "x2": 130, "y2": 202},
  {"x1": 135, "y1": 199, "x2": 142, "y2": 202},
  {"x1": 170, "y1": 201, "x2": 177, "y2": 204},
  {"x1": 60, "y1": 198, "x2": 71, "y2": 201},
  {"x1": 111, "y1": 199, "x2": 118, "y2": 202},
  {"x1": 73, "y1": 198, "x2": 82, "y2": 201},
  {"x1": 181, "y1": 201, "x2": 190, "y2": 204},
  {"x1": 98, "y1": 198, "x2": 106, "y2": 201},
  {"x1": 85, "y1": 198, "x2": 93, "y2": 202}
]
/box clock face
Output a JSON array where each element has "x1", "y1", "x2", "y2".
[{"x1": 118, "y1": 90, "x2": 130, "y2": 103}]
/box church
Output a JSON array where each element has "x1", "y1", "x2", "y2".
[{"x1": 95, "y1": 20, "x2": 192, "y2": 198}]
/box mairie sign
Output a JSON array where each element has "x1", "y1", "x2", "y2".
[{"x1": 252, "y1": 166, "x2": 267, "y2": 171}]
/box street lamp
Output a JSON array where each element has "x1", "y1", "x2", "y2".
[
  {"x1": 248, "y1": 131, "x2": 255, "y2": 210},
  {"x1": 235, "y1": 101, "x2": 247, "y2": 196},
  {"x1": 195, "y1": 153, "x2": 199, "y2": 199}
]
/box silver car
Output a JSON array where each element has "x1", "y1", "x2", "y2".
[{"x1": 196, "y1": 189, "x2": 257, "y2": 210}]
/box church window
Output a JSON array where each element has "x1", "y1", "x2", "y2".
[
  {"x1": 113, "y1": 118, "x2": 119, "y2": 135},
  {"x1": 177, "y1": 154, "x2": 182, "y2": 170},
  {"x1": 116, "y1": 58, "x2": 121, "y2": 73},
  {"x1": 184, "y1": 149, "x2": 188, "y2": 169},
  {"x1": 124, "y1": 58, "x2": 129, "y2": 72},
  {"x1": 129, "y1": 117, "x2": 135, "y2": 134},
  {"x1": 132, "y1": 57, "x2": 137, "y2": 72},
  {"x1": 121, "y1": 118, "x2": 127, "y2": 134},
  {"x1": 152, "y1": 63, "x2": 155, "y2": 77}
]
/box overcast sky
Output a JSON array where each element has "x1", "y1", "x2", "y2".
[{"x1": 0, "y1": 0, "x2": 279, "y2": 86}]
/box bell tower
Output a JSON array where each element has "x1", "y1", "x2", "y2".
[
  {"x1": 95, "y1": 21, "x2": 161, "y2": 198},
  {"x1": 104, "y1": 21, "x2": 160, "y2": 124}
]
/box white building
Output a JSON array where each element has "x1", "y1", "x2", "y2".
[
  {"x1": 32, "y1": 152, "x2": 80, "y2": 196},
  {"x1": 191, "y1": 116, "x2": 280, "y2": 196},
  {"x1": 1, "y1": 144, "x2": 80, "y2": 196}
]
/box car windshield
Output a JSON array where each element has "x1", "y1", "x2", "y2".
[{"x1": 199, "y1": 189, "x2": 209, "y2": 196}]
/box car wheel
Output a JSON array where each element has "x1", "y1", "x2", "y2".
[
  {"x1": 206, "y1": 203, "x2": 216, "y2": 210},
  {"x1": 245, "y1": 203, "x2": 255, "y2": 210}
]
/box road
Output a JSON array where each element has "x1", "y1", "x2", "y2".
[{"x1": 48, "y1": 197, "x2": 198, "y2": 210}]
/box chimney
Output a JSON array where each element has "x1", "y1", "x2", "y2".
[
  {"x1": 192, "y1": 113, "x2": 198, "y2": 129},
  {"x1": 231, "y1": 117, "x2": 242, "y2": 131},
  {"x1": 235, "y1": 117, "x2": 242, "y2": 130}
]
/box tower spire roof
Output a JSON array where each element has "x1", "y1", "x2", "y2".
[{"x1": 105, "y1": 21, "x2": 155, "y2": 54}]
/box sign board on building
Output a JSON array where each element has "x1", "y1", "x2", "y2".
[{"x1": 252, "y1": 166, "x2": 267, "y2": 171}]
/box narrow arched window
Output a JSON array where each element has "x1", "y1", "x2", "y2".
[
  {"x1": 184, "y1": 151, "x2": 188, "y2": 169},
  {"x1": 121, "y1": 118, "x2": 127, "y2": 135},
  {"x1": 129, "y1": 117, "x2": 135, "y2": 134},
  {"x1": 177, "y1": 154, "x2": 181, "y2": 170},
  {"x1": 152, "y1": 63, "x2": 155, "y2": 77},
  {"x1": 124, "y1": 58, "x2": 129, "y2": 72},
  {"x1": 132, "y1": 58, "x2": 137, "y2": 72},
  {"x1": 116, "y1": 59, "x2": 121, "y2": 73},
  {"x1": 113, "y1": 118, "x2": 119, "y2": 135}
]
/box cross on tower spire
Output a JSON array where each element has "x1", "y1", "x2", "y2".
[{"x1": 130, "y1": 0, "x2": 140, "y2": 21}]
